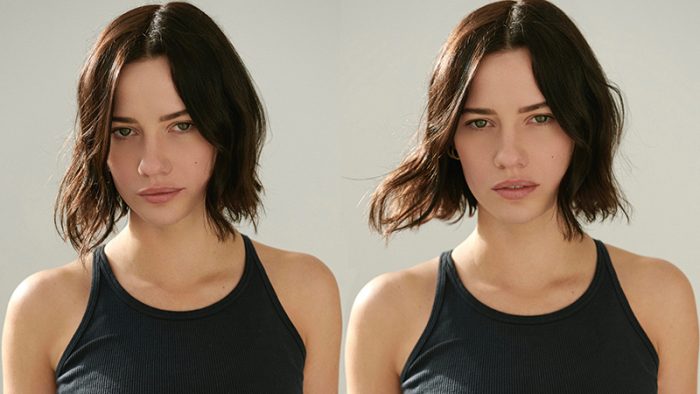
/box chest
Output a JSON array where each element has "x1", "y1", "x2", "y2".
[
  {"x1": 55, "y1": 272, "x2": 305, "y2": 393},
  {"x1": 401, "y1": 272, "x2": 659, "y2": 393},
  {"x1": 403, "y1": 317, "x2": 658, "y2": 393}
]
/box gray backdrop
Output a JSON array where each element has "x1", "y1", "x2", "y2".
[{"x1": 1, "y1": 0, "x2": 698, "y2": 391}]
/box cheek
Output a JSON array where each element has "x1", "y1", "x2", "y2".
[
  {"x1": 555, "y1": 136, "x2": 574, "y2": 164},
  {"x1": 457, "y1": 149, "x2": 490, "y2": 191},
  {"x1": 105, "y1": 151, "x2": 133, "y2": 201},
  {"x1": 106, "y1": 145, "x2": 133, "y2": 181},
  {"x1": 186, "y1": 143, "x2": 216, "y2": 181},
  {"x1": 543, "y1": 136, "x2": 574, "y2": 181},
  {"x1": 106, "y1": 145, "x2": 117, "y2": 171},
  {"x1": 454, "y1": 135, "x2": 490, "y2": 186}
]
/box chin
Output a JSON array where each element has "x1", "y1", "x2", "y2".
[
  {"x1": 130, "y1": 213, "x2": 188, "y2": 228},
  {"x1": 127, "y1": 204, "x2": 201, "y2": 229},
  {"x1": 478, "y1": 200, "x2": 559, "y2": 227}
]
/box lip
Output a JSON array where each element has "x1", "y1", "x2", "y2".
[
  {"x1": 492, "y1": 179, "x2": 539, "y2": 200},
  {"x1": 137, "y1": 187, "x2": 184, "y2": 204}
]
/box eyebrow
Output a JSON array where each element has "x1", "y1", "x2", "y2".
[
  {"x1": 111, "y1": 109, "x2": 189, "y2": 124},
  {"x1": 462, "y1": 101, "x2": 548, "y2": 115}
]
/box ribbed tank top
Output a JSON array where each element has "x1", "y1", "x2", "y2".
[
  {"x1": 55, "y1": 235, "x2": 305, "y2": 393},
  {"x1": 401, "y1": 239, "x2": 658, "y2": 393}
]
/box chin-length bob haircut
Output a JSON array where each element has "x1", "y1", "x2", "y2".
[
  {"x1": 55, "y1": 2, "x2": 266, "y2": 257},
  {"x1": 369, "y1": 0, "x2": 629, "y2": 240}
]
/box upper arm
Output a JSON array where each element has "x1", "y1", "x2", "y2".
[
  {"x1": 345, "y1": 275, "x2": 405, "y2": 394},
  {"x1": 259, "y1": 249, "x2": 342, "y2": 394},
  {"x1": 650, "y1": 261, "x2": 698, "y2": 394},
  {"x1": 2, "y1": 273, "x2": 60, "y2": 394},
  {"x1": 294, "y1": 257, "x2": 342, "y2": 394}
]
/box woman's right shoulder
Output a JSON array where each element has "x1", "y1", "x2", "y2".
[
  {"x1": 8, "y1": 256, "x2": 93, "y2": 317},
  {"x1": 353, "y1": 258, "x2": 440, "y2": 317},
  {"x1": 347, "y1": 257, "x2": 441, "y2": 375},
  {"x1": 5, "y1": 255, "x2": 94, "y2": 368}
]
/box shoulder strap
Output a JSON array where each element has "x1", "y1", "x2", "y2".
[
  {"x1": 55, "y1": 247, "x2": 103, "y2": 376},
  {"x1": 241, "y1": 235, "x2": 306, "y2": 356},
  {"x1": 400, "y1": 251, "x2": 449, "y2": 381},
  {"x1": 595, "y1": 239, "x2": 659, "y2": 365}
]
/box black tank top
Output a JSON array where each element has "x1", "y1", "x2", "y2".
[
  {"x1": 55, "y1": 235, "x2": 305, "y2": 393},
  {"x1": 401, "y1": 240, "x2": 658, "y2": 393}
]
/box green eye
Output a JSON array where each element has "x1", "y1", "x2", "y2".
[
  {"x1": 533, "y1": 115, "x2": 551, "y2": 124},
  {"x1": 470, "y1": 119, "x2": 488, "y2": 128},
  {"x1": 113, "y1": 128, "x2": 132, "y2": 137},
  {"x1": 174, "y1": 122, "x2": 193, "y2": 132}
]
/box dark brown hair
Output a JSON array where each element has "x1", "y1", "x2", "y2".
[
  {"x1": 369, "y1": 0, "x2": 628, "y2": 240},
  {"x1": 55, "y1": 2, "x2": 266, "y2": 256}
]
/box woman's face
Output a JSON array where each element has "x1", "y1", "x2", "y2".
[
  {"x1": 454, "y1": 48, "x2": 573, "y2": 226},
  {"x1": 107, "y1": 56, "x2": 215, "y2": 229}
]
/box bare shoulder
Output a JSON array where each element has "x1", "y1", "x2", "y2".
[
  {"x1": 605, "y1": 243, "x2": 694, "y2": 311},
  {"x1": 250, "y1": 240, "x2": 342, "y2": 392},
  {"x1": 348, "y1": 257, "x2": 440, "y2": 375},
  {"x1": 6, "y1": 258, "x2": 92, "y2": 333},
  {"x1": 4, "y1": 256, "x2": 93, "y2": 374},
  {"x1": 605, "y1": 243, "x2": 697, "y2": 352},
  {"x1": 251, "y1": 240, "x2": 338, "y2": 299},
  {"x1": 250, "y1": 240, "x2": 340, "y2": 341},
  {"x1": 353, "y1": 257, "x2": 439, "y2": 320},
  {"x1": 606, "y1": 243, "x2": 687, "y2": 278}
]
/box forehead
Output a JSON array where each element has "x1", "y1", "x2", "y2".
[
  {"x1": 113, "y1": 56, "x2": 186, "y2": 117},
  {"x1": 464, "y1": 48, "x2": 546, "y2": 109}
]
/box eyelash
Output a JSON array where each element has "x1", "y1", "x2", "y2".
[
  {"x1": 464, "y1": 114, "x2": 555, "y2": 129},
  {"x1": 110, "y1": 121, "x2": 196, "y2": 138},
  {"x1": 173, "y1": 121, "x2": 195, "y2": 132},
  {"x1": 531, "y1": 114, "x2": 554, "y2": 124},
  {"x1": 465, "y1": 119, "x2": 491, "y2": 129},
  {"x1": 111, "y1": 127, "x2": 134, "y2": 138}
]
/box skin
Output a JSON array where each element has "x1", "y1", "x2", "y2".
[
  {"x1": 3, "y1": 56, "x2": 341, "y2": 393},
  {"x1": 346, "y1": 48, "x2": 698, "y2": 393}
]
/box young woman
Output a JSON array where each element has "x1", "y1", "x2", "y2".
[
  {"x1": 346, "y1": 1, "x2": 698, "y2": 393},
  {"x1": 2, "y1": 3, "x2": 340, "y2": 393}
]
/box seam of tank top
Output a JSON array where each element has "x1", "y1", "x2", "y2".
[
  {"x1": 245, "y1": 236, "x2": 307, "y2": 357},
  {"x1": 97, "y1": 237, "x2": 253, "y2": 320},
  {"x1": 399, "y1": 253, "x2": 448, "y2": 383},
  {"x1": 444, "y1": 243, "x2": 604, "y2": 325},
  {"x1": 597, "y1": 240, "x2": 660, "y2": 367},
  {"x1": 55, "y1": 247, "x2": 102, "y2": 378}
]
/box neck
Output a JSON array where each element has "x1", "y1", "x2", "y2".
[
  {"x1": 105, "y1": 210, "x2": 242, "y2": 286},
  {"x1": 454, "y1": 207, "x2": 593, "y2": 288}
]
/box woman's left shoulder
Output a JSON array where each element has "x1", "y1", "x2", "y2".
[
  {"x1": 604, "y1": 243, "x2": 694, "y2": 306},
  {"x1": 251, "y1": 240, "x2": 338, "y2": 293},
  {"x1": 604, "y1": 242, "x2": 697, "y2": 360},
  {"x1": 605, "y1": 244, "x2": 692, "y2": 295},
  {"x1": 250, "y1": 239, "x2": 342, "y2": 391},
  {"x1": 250, "y1": 239, "x2": 341, "y2": 339}
]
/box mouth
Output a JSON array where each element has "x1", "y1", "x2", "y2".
[
  {"x1": 137, "y1": 187, "x2": 184, "y2": 204},
  {"x1": 492, "y1": 180, "x2": 539, "y2": 200},
  {"x1": 498, "y1": 185, "x2": 529, "y2": 190}
]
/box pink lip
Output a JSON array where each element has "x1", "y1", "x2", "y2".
[
  {"x1": 492, "y1": 179, "x2": 539, "y2": 200},
  {"x1": 137, "y1": 187, "x2": 184, "y2": 204}
]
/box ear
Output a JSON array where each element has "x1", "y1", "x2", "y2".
[{"x1": 447, "y1": 145, "x2": 460, "y2": 160}]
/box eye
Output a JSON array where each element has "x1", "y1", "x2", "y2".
[
  {"x1": 466, "y1": 119, "x2": 490, "y2": 129},
  {"x1": 531, "y1": 114, "x2": 553, "y2": 124},
  {"x1": 112, "y1": 127, "x2": 133, "y2": 138},
  {"x1": 173, "y1": 122, "x2": 195, "y2": 132}
]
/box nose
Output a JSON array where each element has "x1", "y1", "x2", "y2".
[
  {"x1": 493, "y1": 128, "x2": 527, "y2": 169},
  {"x1": 137, "y1": 136, "x2": 172, "y2": 177}
]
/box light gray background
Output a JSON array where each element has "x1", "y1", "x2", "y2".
[{"x1": 1, "y1": 0, "x2": 698, "y2": 391}]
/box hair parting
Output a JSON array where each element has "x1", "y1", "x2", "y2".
[
  {"x1": 369, "y1": 0, "x2": 629, "y2": 240},
  {"x1": 55, "y1": 2, "x2": 266, "y2": 257}
]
